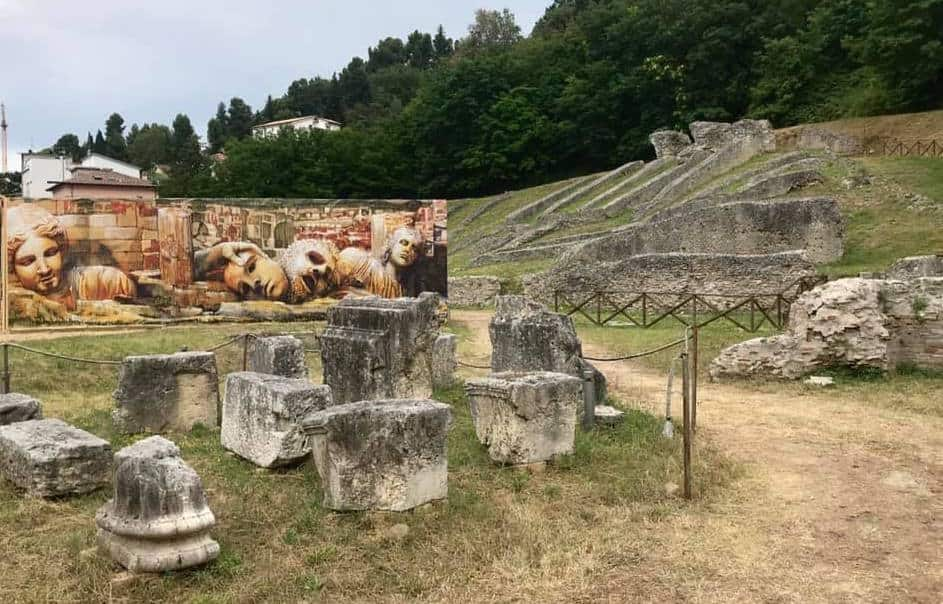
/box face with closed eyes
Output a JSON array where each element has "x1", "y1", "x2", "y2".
[
  {"x1": 387, "y1": 228, "x2": 423, "y2": 269},
  {"x1": 13, "y1": 233, "x2": 64, "y2": 294},
  {"x1": 222, "y1": 250, "x2": 289, "y2": 301}
]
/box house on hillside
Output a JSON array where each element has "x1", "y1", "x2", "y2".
[
  {"x1": 21, "y1": 152, "x2": 146, "y2": 199},
  {"x1": 46, "y1": 166, "x2": 156, "y2": 200},
  {"x1": 252, "y1": 115, "x2": 342, "y2": 138}
]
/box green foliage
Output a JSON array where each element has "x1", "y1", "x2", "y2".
[{"x1": 51, "y1": 133, "x2": 83, "y2": 162}]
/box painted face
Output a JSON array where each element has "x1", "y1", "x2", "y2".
[
  {"x1": 13, "y1": 234, "x2": 64, "y2": 294},
  {"x1": 223, "y1": 251, "x2": 288, "y2": 301},
  {"x1": 388, "y1": 229, "x2": 423, "y2": 269},
  {"x1": 280, "y1": 240, "x2": 338, "y2": 302}
]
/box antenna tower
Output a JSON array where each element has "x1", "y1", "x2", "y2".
[{"x1": 1, "y1": 102, "x2": 7, "y2": 173}]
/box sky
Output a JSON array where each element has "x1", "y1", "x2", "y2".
[{"x1": 0, "y1": 0, "x2": 550, "y2": 172}]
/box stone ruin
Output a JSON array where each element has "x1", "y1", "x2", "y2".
[
  {"x1": 490, "y1": 295, "x2": 606, "y2": 403},
  {"x1": 446, "y1": 275, "x2": 502, "y2": 307},
  {"x1": 465, "y1": 372, "x2": 582, "y2": 465},
  {"x1": 0, "y1": 393, "x2": 43, "y2": 425},
  {"x1": 320, "y1": 293, "x2": 440, "y2": 405},
  {"x1": 650, "y1": 130, "x2": 693, "y2": 159},
  {"x1": 221, "y1": 372, "x2": 333, "y2": 468},
  {"x1": 0, "y1": 418, "x2": 112, "y2": 497},
  {"x1": 96, "y1": 436, "x2": 219, "y2": 573},
  {"x1": 302, "y1": 399, "x2": 452, "y2": 512},
  {"x1": 711, "y1": 276, "x2": 943, "y2": 380},
  {"x1": 246, "y1": 335, "x2": 308, "y2": 379},
  {"x1": 113, "y1": 351, "x2": 220, "y2": 434},
  {"x1": 432, "y1": 334, "x2": 459, "y2": 390}
]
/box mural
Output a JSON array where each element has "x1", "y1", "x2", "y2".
[{"x1": 2, "y1": 198, "x2": 447, "y2": 325}]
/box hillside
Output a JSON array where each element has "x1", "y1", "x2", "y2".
[
  {"x1": 450, "y1": 122, "x2": 943, "y2": 292},
  {"x1": 776, "y1": 109, "x2": 943, "y2": 144}
]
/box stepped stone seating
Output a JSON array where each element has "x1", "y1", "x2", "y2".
[
  {"x1": 0, "y1": 419, "x2": 112, "y2": 497},
  {"x1": 302, "y1": 399, "x2": 452, "y2": 511}
]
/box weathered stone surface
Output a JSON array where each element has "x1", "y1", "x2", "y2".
[
  {"x1": 776, "y1": 126, "x2": 866, "y2": 155},
  {"x1": 650, "y1": 130, "x2": 692, "y2": 159},
  {"x1": 96, "y1": 436, "x2": 219, "y2": 573},
  {"x1": 221, "y1": 372, "x2": 333, "y2": 468},
  {"x1": 465, "y1": 372, "x2": 581, "y2": 465},
  {"x1": 490, "y1": 296, "x2": 607, "y2": 402},
  {"x1": 447, "y1": 276, "x2": 502, "y2": 307},
  {"x1": 113, "y1": 352, "x2": 220, "y2": 434},
  {"x1": 320, "y1": 293, "x2": 440, "y2": 405},
  {"x1": 432, "y1": 334, "x2": 458, "y2": 390},
  {"x1": 0, "y1": 393, "x2": 42, "y2": 425},
  {"x1": 247, "y1": 335, "x2": 307, "y2": 379},
  {"x1": 0, "y1": 419, "x2": 111, "y2": 497},
  {"x1": 594, "y1": 404, "x2": 626, "y2": 426},
  {"x1": 711, "y1": 277, "x2": 943, "y2": 379},
  {"x1": 887, "y1": 255, "x2": 943, "y2": 280},
  {"x1": 690, "y1": 119, "x2": 775, "y2": 152},
  {"x1": 302, "y1": 399, "x2": 452, "y2": 511}
]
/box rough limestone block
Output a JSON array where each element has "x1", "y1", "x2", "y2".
[
  {"x1": 113, "y1": 352, "x2": 220, "y2": 434},
  {"x1": 465, "y1": 372, "x2": 581, "y2": 465},
  {"x1": 0, "y1": 393, "x2": 43, "y2": 425},
  {"x1": 221, "y1": 372, "x2": 333, "y2": 468},
  {"x1": 247, "y1": 335, "x2": 307, "y2": 379},
  {"x1": 96, "y1": 436, "x2": 219, "y2": 573},
  {"x1": 320, "y1": 294, "x2": 440, "y2": 404},
  {"x1": 489, "y1": 296, "x2": 607, "y2": 403},
  {"x1": 302, "y1": 399, "x2": 452, "y2": 511},
  {"x1": 432, "y1": 334, "x2": 458, "y2": 389},
  {"x1": 0, "y1": 419, "x2": 111, "y2": 497},
  {"x1": 650, "y1": 130, "x2": 692, "y2": 159}
]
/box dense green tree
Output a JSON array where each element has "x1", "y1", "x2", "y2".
[
  {"x1": 128, "y1": 123, "x2": 173, "y2": 170},
  {"x1": 207, "y1": 102, "x2": 228, "y2": 153},
  {"x1": 93, "y1": 130, "x2": 107, "y2": 154},
  {"x1": 367, "y1": 37, "x2": 407, "y2": 71},
  {"x1": 460, "y1": 9, "x2": 523, "y2": 53},
  {"x1": 51, "y1": 133, "x2": 83, "y2": 162},
  {"x1": 433, "y1": 26, "x2": 454, "y2": 63},
  {"x1": 405, "y1": 31, "x2": 435, "y2": 69},
  {"x1": 161, "y1": 114, "x2": 204, "y2": 195},
  {"x1": 104, "y1": 113, "x2": 129, "y2": 160},
  {"x1": 226, "y1": 97, "x2": 254, "y2": 140}
]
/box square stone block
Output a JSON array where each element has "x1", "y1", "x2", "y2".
[
  {"x1": 432, "y1": 334, "x2": 458, "y2": 389},
  {"x1": 465, "y1": 372, "x2": 581, "y2": 465},
  {"x1": 222, "y1": 372, "x2": 333, "y2": 468},
  {"x1": 113, "y1": 352, "x2": 219, "y2": 434},
  {"x1": 302, "y1": 399, "x2": 452, "y2": 511},
  {"x1": 246, "y1": 335, "x2": 307, "y2": 379},
  {"x1": 0, "y1": 393, "x2": 43, "y2": 425},
  {"x1": 0, "y1": 419, "x2": 112, "y2": 497}
]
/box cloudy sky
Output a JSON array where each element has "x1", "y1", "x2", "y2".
[{"x1": 0, "y1": 0, "x2": 549, "y2": 171}]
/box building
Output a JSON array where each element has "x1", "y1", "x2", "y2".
[
  {"x1": 46, "y1": 167, "x2": 156, "y2": 200},
  {"x1": 251, "y1": 115, "x2": 342, "y2": 138},
  {"x1": 21, "y1": 152, "x2": 146, "y2": 199}
]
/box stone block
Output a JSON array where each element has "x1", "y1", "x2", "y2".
[
  {"x1": 0, "y1": 393, "x2": 43, "y2": 425},
  {"x1": 447, "y1": 276, "x2": 502, "y2": 307},
  {"x1": 489, "y1": 296, "x2": 607, "y2": 403},
  {"x1": 650, "y1": 130, "x2": 692, "y2": 159},
  {"x1": 221, "y1": 372, "x2": 333, "y2": 468},
  {"x1": 113, "y1": 352, "x2": 220, "y2": 434},
  {"x1": 432, "y1": 334, "x2": 458, "y2": 389},
  {"x1": 96, "y1": 436, "x2": 219, "y2": 573},
  {"x1": 321, "y1": 294, "x2": 440, "y2": 404},
  {"x1": 0, "y1": 419, "x2": 112, "y2": 497},
  {"x1": 246, "y1": 335, "x2": 307, "y2": 379},
  {"x1": 302, "y1": 399, "x2": 452, "y2": 511},
  {"x1": 465, "y1": 372, "x2": 581, "y2": 465}
]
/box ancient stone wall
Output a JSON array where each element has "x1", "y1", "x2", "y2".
[
  {"x1": 776, "y1": 127, "x2": 867, "y2": 155},
  {"x1": 447, "y1": 276, "x2": 502, "y2": 307},
  {"x1": 523, "y1": 251, "x2": 817, "y2": 304}
]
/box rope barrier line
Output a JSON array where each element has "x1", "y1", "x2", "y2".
[
  {"x1": 2, "y1": 342, "x2": 123, "y2": 366},
  {"x1": 582, "y1": 337, "x2": 687, "y2": 362}
]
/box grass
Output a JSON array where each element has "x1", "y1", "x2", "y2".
[{"x1": 0, "y1": 324, "x2": 738, "y2": 602}]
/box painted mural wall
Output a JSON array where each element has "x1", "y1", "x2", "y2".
[{"x1": 2, "y1": 198, "x2": 447, "y2": 325}]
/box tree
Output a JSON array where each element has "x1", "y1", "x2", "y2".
[
  {"x1": 433, "y1": 25, "x2": 454, "y2": 63},
  {"x1": 405, "y1": 31, "x2": 435, "y2": 69},
  {"x1": 207, "y1": 102, "x2": 228, "y2": 153},
  {"x1": 93, "y1": 130, "x2": 107, "y2": 154},
  {"x1": 461, "y1": 9, "x2": 523, "y2": 53},
  {"x1": 337, "y1": 57, "x2": 372, "y2": 115},
  {"x1": 51, "y1": 134, "x2": 83, "y2": 162},
  {"x1": 128, "y1": 123, "x2": 173, "y2": 170},
  {"x1": 164, "y1": 114, "x2": 204, "y2": 194},
  {"x1": 104, "y1": 113, "x2": 128, "y2": 160},
  {"x1": 84, "y1": 132, "x2": 94, "y2": 157},
  {"x1": 367, "y1": 37, "x2": 407, "y2": 72},
  {"x1": 226, "y1": 97, "x2": 254, "y2": 140}
]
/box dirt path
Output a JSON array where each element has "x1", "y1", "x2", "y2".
[{"x1": 452, "y1": 310, "x2": 943, "y2": 603}]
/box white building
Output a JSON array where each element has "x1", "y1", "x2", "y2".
[
  {"x1": 20, "y1": 152, "x2": 145, "y2": 199},
  {"x1": 251, "y1": 115, "x2": 342, "y2": 138}
]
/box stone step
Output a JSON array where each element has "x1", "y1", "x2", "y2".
[
  {"x1": 538, "y1": 160, "x2": 644, "y2": 218},
  {"x1": 684, "y1": 151, "x2": 810, "y2": 203},
  {"x1": 581, "y1": 158, "x2": 670, "y2": 211},
  {"x1": 601, "y1": 156, "x2": 693, "y2": 216},
  {"x1": 505, "y1": 174, "x2": 594, "y2": 223}
]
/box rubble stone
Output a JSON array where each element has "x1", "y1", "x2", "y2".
[
  {"x1": 247, "y1": 335, "x2": 307, "y2": 379},
  {"x1": 320, "y1": 294, "x2": 440, "y2": 404},
  {"x1": 432, "y1": 334, "x2": 458, "y2": 389},
  {"x1": 489, "y1": 296, "x2": 607, "y2": 402},
  {"x1": 113, "y1": 352, "x2": 220, "y2": 434},
  {"x1": 447, "y1": 276, "x2": 502, "y2": 307},
  {"x1": 650, "y1": 130, "x2": 693, "y2": 159},
  {"x1": 887, "y1": 255, "x2": 943, "y2": 280},
  {"x1": 0, "y1": 393, "x2": 42, "y2": 425},
  {"x1": 96, "y1": 436, "x2": 220, "y2": 573},
  {"x1": 302, "y1": 399, "x2": 452, "y2": 511},
  {"x1": 221, "y1": 372, "x2": 333, "y2": 468},
  {"x1": 465, "y1": 372, "x2": 581, "y2": 465},
  {"x1": 0, "y1": 419, "x2": 111, "y2": 497}
]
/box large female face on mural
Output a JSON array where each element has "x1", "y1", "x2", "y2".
[
  {"x1": 7, "y1": 205, "x2": 67, "y2": 294},
  {"x1": 223, "y1": 249, "x2": 289, "y2": 300}
]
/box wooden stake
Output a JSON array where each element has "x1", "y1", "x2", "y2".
[{"x1": 682, "y1": 351, "x2": 692, "y2": 500}]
